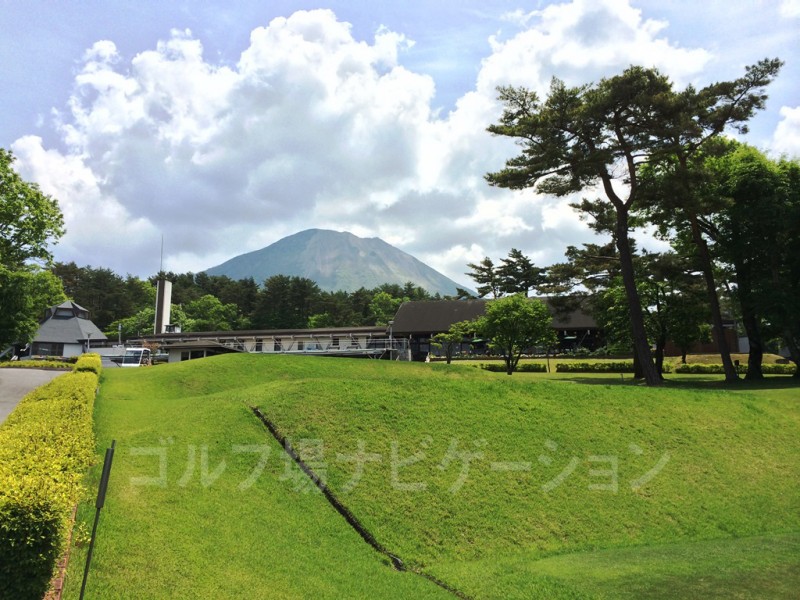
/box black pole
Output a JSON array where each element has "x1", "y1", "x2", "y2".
[{"x1": 79, "y1": 440, "x2": 115, "y2": 600}]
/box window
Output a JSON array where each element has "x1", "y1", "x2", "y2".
[
  {"x1": 32, "y1": 342, "x2": 64, "y2": 356},
  {"x1": 255, "y1": 339, "x2": 263, "y2": 352},
  {"x1": 332, "y1": 337, "x2": 339, "y2": 348},
  {"x1": 274, "y1": 338, "x2": 282, "y2": 352},
  {"x1": 297, "y1": 340, "x2": 304, "y2": 351}
]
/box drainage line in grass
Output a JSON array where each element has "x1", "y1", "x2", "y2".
[{"x1": 250, "y1": 406, "x2": 472, "y2": 600}]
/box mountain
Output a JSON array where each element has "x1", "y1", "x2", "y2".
[{"x1": 204, "y1": 229, "x2": 471, "y2": 296}]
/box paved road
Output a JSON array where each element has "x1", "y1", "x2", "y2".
[{"x1": 0, "y1": 368, "x2": 67, "y2": 425}]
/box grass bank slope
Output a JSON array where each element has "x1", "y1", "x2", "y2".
[
  {"x1": 68, "y1": 354, "x2": 799, "y2": 599},
  {"x1": 62, "y1": 357, "x2": 452, "y2": 599}
]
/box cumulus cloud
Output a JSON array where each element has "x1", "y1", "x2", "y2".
[
  {"x1": 12, "y1": 2, "x2": 729, "y2": 285},
  {"x1": 771, "y1": 106, "x2": 800, "y2": 158}
]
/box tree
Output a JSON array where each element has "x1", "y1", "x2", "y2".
[
  {"x1": 465, "y1": 257, "x2": 502, "y2": 298},
  {"x1": 486, "y1": 69, "x2": 672, "y2": 385},
  {"x1": 0, "y1": 149, "x2": 65, "y2": 268},
  {"x1": 704, "y1": 144, "x2": 800, "y2": 378},
  {"x1": 431, "y1": 320, "x2": 474, "y2": 364},
  {"x1": 474, "y1": 295, "x2": 555, "y2": 375},
  {"x1": 184, "y1": 295, "x2": 241, "y2": 331},
  {"x1": 368, "y1": 291, "x2": 402, "y2": 326},
  {"x1": 0, "y1": 266, "x2": 66, "y2": 350},
  {"x1": 498, "y1": 248, "x2": 544, "y2": 296},
  {"x1": 486, "y1": 61, "x2": 782, "y2": 385},
  {"x1": 251, "y1": 275, "x2": 321, "y2": 329},
  {"x1": 0, "y1": 148, "x2": 66, "y2": 350},
  {"x1": 640, "y1": 59, "x2": 783, "y2": 382}
]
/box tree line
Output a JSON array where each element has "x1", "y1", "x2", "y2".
[{"x1": 49, "y1": 263, "x2": 438, "y2": 339}]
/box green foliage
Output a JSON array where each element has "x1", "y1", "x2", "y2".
[
  {"x1": 73, "y1": 352, "x2": 102, "y2": 374},
  {"x1": 431, "y1": 320, "x2": 475, "y2": 364},
  {"x1": 555, "y1": 361, "x2": 673, "y2": 373},
  {"x1": 475, "y1": 294, "x2": 556, "y2": 375},
  {"x1": 0, "y1": 148, "x2": 65, "y2": 268},
  {"x1": 0, "y1": 368, "x2": 97, "y2": 600},
  {"x1": 0, "y1": 265, "x2": 66, "y2": 349},
  {"x1": 183, "y1": 294, "x2": 242, "y2": 331},
  {"x1": 0, "y1": 359, "x2": 72, "y2": 370},
  {"x1": 480, "y1": 362, "x2": 547, "y2": 373},
  {"x1": 368, "y1": 290, "x2": 402, "y2": 326},
  {"x1": 673, "y1": 363, "x2": 795, "y2": 375},
  {"x1": 52, "y1": 262, "x2": 155, "y2": 331}
]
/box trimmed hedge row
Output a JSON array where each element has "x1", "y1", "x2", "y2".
[
  {"x1": 479, "y1": 363, "x2": 548, "y2": 373},
  {"x1": 0, "y1": 363, "x2": 99, "y2": 599},
  {"x1": 0, "y1": 360, "x2": 72, "y2": 370},
  {"x1": 673, "y1": 362, "x2": 797, "y2": 375},
  {"x1": 74, "y1": 352, "x2": 102, "y2": 374},
  {"x1": 554, "y1": 361, "x2": 675, "y2": 373}
]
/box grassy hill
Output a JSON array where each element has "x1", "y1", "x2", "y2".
[{"x1": 64, "y1": 355, "x2": 800, "y2": 599}]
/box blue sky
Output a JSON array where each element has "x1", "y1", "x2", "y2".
[{"x1": 2, "y1": 1, "x2": 798, "y2": 285}]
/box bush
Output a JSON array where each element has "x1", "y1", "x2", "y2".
[
  {"x1": 74, "y1": 352, "x2": 102, "y2": 375},
  {"x1": 0, "y1": 368, "x2": 98, "y2": 599},
  {"x1": 673, "y1": 363, "x2": 796, "y2": 375},
  {"x1": 478, "y1": 363, "x2": 548, "y2": 373},
  {"x1": 555, "y1": 362, "x2": 673, "y2": 374},
  {"x1": 0, "y1": 359, "x2": 72, "y2": 370}
]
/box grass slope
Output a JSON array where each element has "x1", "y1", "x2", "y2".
[
  {"x1": 65, "y1": 355, "x2": 799, "y2": 599},
  {"x1": 62, "y1": 358, "x2": 452, "y2": 599}
]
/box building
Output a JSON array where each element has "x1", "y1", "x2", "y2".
[
  {"x1": 391, "y1": 299, "x2": 601, "y2": 361},
  {"x1": 29, "y1": 301, "x2": 107, "y2": 357},
  {"x1": 134, "y1": 326, "x2": 398, "y2": 362}
]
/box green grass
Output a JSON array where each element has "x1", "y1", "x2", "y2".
[
  {"x1": 61, "y1": 359, "x2": 453, "y2": 599},
  {"x1": 64, "y1": 354, "x2": 800, "y2": 598}
]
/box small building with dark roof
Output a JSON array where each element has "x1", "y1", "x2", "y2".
[
  {"x1": 391, "y1": 298, "x2": 602, "y2": 360},
  {"x1": 30, "y1": 301, "x2": 107, "y2": 357}
]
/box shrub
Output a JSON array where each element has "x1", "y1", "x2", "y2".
[
  {"x1": 673, "y1": 363, "x2": 796, "y2": 375},
  {"x1": 479, "y1": 363, "x2": 548, "y2": 373},
  {"x1": 555, "y1": 362, "x2": 673, "y2": 374},
  {"x1": 0, "y1": 360, "x2": 72, "y2": 370},
  {"x1": 0, "y1": 369, "x2": 98, "y2": 599},
  {"x1": 74, "y1": 352, "x2": 102, "y2": 375}
]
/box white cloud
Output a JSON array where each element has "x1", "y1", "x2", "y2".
[
  {"x1": 13, "y1": 3, "x2": 722, "y2": 285},
  {"x1": 771, "y1": 106, "x2": 800, "y2": 158},
  {"x1": 779, "y1": 0, "x2": 800, "y2": 18}
]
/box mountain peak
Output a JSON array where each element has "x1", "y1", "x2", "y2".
[{"x1": 204, "y1": 229, "x2": 469, "y2": 295}]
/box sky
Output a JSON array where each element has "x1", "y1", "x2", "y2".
[{"x1": 2, "y1": 0, "x2": 799, "y2": 288}]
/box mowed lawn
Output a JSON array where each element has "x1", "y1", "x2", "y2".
[{"x1": 64, "y1": 354, "x2": 800, "y2": 599}]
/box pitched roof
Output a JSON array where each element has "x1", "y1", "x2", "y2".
[
  {"x1": 392, "y1": 300, "x2": 487, "y2": 334},
  {"x1": 33, "y1": 301, "x2": 107, "y2": 344},
  {"x1": 391, "y1": 298, "x2": 597, "y2": 335}
]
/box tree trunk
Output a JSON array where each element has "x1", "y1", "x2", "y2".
[
  {"x1": 680, "y1": 348, "x2": 688, "y2": 364},
  {"x1": 734, "y1": 261, "x2": 763, "y2": 380},
  {"x1": 782, "y1": 331, "x2": 800, "y2": 379},
  {"x1": 654, "y1": 331, "x2": 667, "y2": 379},
  {"x1": 615, "y1": 212, "x2": 660, "y2": 385},
  {"x1": 740, "y1": 306, "x2": 764, "y2": 380},
  {"x1": 689, "y1": 214, "x2": 738, "y2": 382}
]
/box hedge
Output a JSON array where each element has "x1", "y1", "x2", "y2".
[
  {"x1": 0, "y1": 360, "x2": 72, "y2": 370},
  {"x1": 479, "y1": 363, "x2": 548, "y2": 373},
  {"x1": 0, "y1": 366, "x2": 99, "y2": 599},
  {"x1": 673, "y1": 362, "x2": 796, "y2": 375},
  {"x1": 554, "y1": 361, "x2": 656, "y2": 373},
  {"x1": 74, "y1": 352, "x2": 102, "y2": 374}
]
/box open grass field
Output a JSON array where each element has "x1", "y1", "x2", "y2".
[{"x1": 63, "y1": 355, "x2": 799, "y2": 599}]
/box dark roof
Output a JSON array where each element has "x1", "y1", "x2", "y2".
[
  {"x1": 34, "y1": 301, "x2": 107, "y2": 344},
  {"x1": 392, "y1": 300, "x2": 487, "y2": 334},
  {"x1": 391, "y1": 298, "x2": 597, "y2": 335}
]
